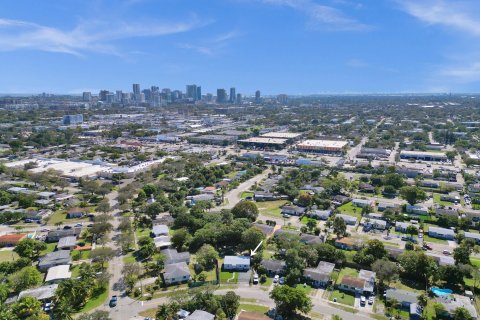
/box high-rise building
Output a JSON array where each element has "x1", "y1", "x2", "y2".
[
  {"x1": 122, "y1": 93, "x2": 131, "y2": 104},
  {"x1": 236, "y1": 93, "x2": 242, "y2": 104},
  {"x1": 142, "y1": 89, "x2": 152, "y2": 102},
  {"x1": 63, "y1": 114, "x2": 83, "y2": 125},
  {"x1": 106, "y1": 93, "x2": 115, "y2": 104},
  {"x1": 229, "y1": 87, "x2": 236, "y2": 103},
  {"x1": 99, "y1": 90, "x2": 109, "y2": 102},
  {"x1": 255, "y1": 90, "x2": 261, "y2": 104},
  {"x1": 206, "y1": 93, "x2": 213, "y2": 102},
  {"x1": 277, "y1": 94, "x2": 288, "y2": 104},
  {"x1": 82, "y1": 92, "x2": 91, "y2": 102},
  {"x1": 216, "y1": 89, "x2": 227, "y2": 103},
  {"x1": 133, "y1": 84, "x2": 141, "y2": 95},
  {"x1": 196, "y1": 86, "x2": 202, "y2": 101},
  {"x1": 186, "y1": 84, "x2": 197, "y2": 101},
  {"x1": 115, "y1": 90, "x2": 123, "y2": 103}
]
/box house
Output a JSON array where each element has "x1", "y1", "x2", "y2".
[
  {"x1": 334, "y1": 237, "x2": 359, "y2": 250},
  {"x1": 54, "y1": 193, "x2": 74, "y2": 202},
  {"x1": 38, "y1": 250, "x2": 71, "y2": 271},
  {"x1": 201, "y1": 186, "x2": 217, "y2": 194},
  {"x1": 428, "y1": 226, "x2": 455, "y2": 240},
  {"x1": 338, "y1": 276, "x2": 366, "y2": 294},
  {"x1": 468, "y1": 183, "x2": 480, "y2": 193},
  {"x1": 18, "y1": 284, "x2": 58, "y2": 302},
  {"x1": 303, "y1": 261, "x2": 335, "y2": 288},
  {"x1": 185, "y1": 310, "x2": 215, "y2": 320},
  {"x1": 435, "y1": 294, "x2": 477, "y2": 319},
  {"x1": 260, "y1": 259, "x2": 286, "y2": 276},
  {"x1": 223, "y1": 256, "x2": 250, "y2": 271},
  {"x1": 440, "y1": 195, "x2": 459, "y2": 203},
  {"x1": 252, "y1": 223, "x2": 275, "y2": 237},
  {"x1": 464, "y1": 210, "x2": 480, "y2": 223},
  {"x1": 386, "y1": 247, "x2": 404, "y2": 260},
  {"x1": 358, "y1": 269, "x2": 376, "y2": 293},
  {"x1": 309, "y1": 210, "x2": 332, "y2": 220},
  {"x1": 378, "y1": 202, "x2": 400, "y2": 212},
  {"x1": 281, "y1": 205, "x2": 306, "y2": 216},
  {"x1": 37, "y1": 191, "x2": 56, "y2": 199},
  {"x1": 352, "y1": 199, "x2": 374, "y2": 208},
  {"x1": 365, "y1": 213, "x2": 384, "y2": 220},
  {"x1": 254, "y1": 191, "x2": 276, "y2": 201},
  {"x1": 332, "y1": 195, "x2": 350, "y2": 205},
  {"x1": 426, "y1": 252, "x2": 455, "y2": 266},
  {"x1": 464, "y1": 231, "x2": 480, "y2": 244},
  {"x1": 47, "y1": 228, "x2": 81, "y2": 242},
  {"x1": 395, "y1": 222, "x2": 418, "y2": 233},
  {"x1": 57, "y1": 236, "x2": 77, "y2": 250},
  {"x1": 152, "y1": 224, "x2": 169, "y2": 237},
  {"x1": 358, "y1": 183, "x2": 375, "y2": 193},
  {"x1": 361, "y1": 218, "x2": 387, "y2": 230},
  {"x1": 335, "y1": 214, "x2": 357, "y2": 225},
  {"x1": 406, "y1": 205, "x2": 429, "y2": 215},
  {"x1": 67, "y1": 207, "x2": 86, "y2": 219},
  {"x1": 385, "y1": 289, "x2": 419, "y2": 308},
  {"x1": 161, "y1": 248, "x2": 190, "y2": 265},
  {"x1": 435, "y1": 208, "x2": 458, "y2": 218},
  {"x1": 45, "y1": 265, "x2": 72, "y2": 283},
  {"x1": 0, "y1": 234, "x2": 27, "y2": 247},
  {"x1": 163, "y1": 262, "x2": 191, "y2": 285},
  {"x1": 300, "y1": 234, "x2": 322, "y2": 245},
  {"x1": 154, "y1": 236, "x2": 172, "y2": 249}
]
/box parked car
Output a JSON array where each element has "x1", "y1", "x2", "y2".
[
  {"x1": 360, "y1": 296, "x2": 366, "y2": 306},
  {"x1": 368, "y1": 296, "x2": 374, "y2": 305},
  {"x1": 443, "y1": 250, "x2": 451, "y2": 255},
  {"x1": 273, "y1": 275, "x2": 279, "y2": 284},
  {"x1": 109, "y1": 295, "x2": 118, "y2": 307},
  {"x1": 43, "y1": 302, "x2": 52, "y2": 312},
  {"x1": 253, "y1": 273, "x2": 259, "y2": 284},
  {"x1": 279, "y1": 277, "x2": 285, "y2": 285}
]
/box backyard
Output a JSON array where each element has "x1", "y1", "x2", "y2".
[{"x1": 337, "y1": 202, "x2": 362, "y2": 219}]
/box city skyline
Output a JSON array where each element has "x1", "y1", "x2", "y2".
[{"x1": 1, "y1": 0, "x2": 480, "y2": 94}]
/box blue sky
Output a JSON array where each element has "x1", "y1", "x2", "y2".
[{"x1": 1, "y1": 0, "x2": 480, "y2": 94}]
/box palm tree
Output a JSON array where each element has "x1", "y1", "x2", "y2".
[{"x1": 52, "y1": 298, "x2": 74, "y2": 320}]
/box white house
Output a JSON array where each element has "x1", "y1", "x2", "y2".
[
  {"x1": 352, "y1": 199, "x2": 374, "y2": 208},
  {"x1": 152, "y1": 224, "x2": 169, "y2": 237},
  {"x1": 428, "y1": 227, "x2": 455, "y2": 240},
  {"x1": 406, "y1": 205, "x2": 429, "y2": 215},
  {"x1": 309, "y1": 210, "x2": 332, "y2": 220},
  {"x1": 335, "y1": 214, "x2": 358, "y2": 225},
  {"x1": 395, "y1": 222, "x2": 418, "y2": 233},
  {"x1": 163, "y1": 262, "x2": 191, "y2": 285},
  {"x1": 361, "y1": 218, "x2": 387, "y2": 230},
  {"x1": 223, "y1": 256, "x2": 250, "y2": 271}
]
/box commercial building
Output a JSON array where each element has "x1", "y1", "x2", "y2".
[
  {"x1": 238, "y1": 137, "x2": 288, "y2": 149},
  {"x1": 260, "y1": 132, "x2": 303, "y2": 142},
  {"x1": 189, "y1": 134, "x2": 237, "y2": 146},
  {"x1": 216, "y1": 89, "x2": 227, "y2": 103},
  {"x1": 295, "y1": 139, "x2": 347, "y2": 155},
  {"x1": 399, "y1": 150, "x2": 448, "y2": 162},
  {"x1": 229, "y1": 87, "x2": 236, "y2": 103},
  {"x1": 62, "y1": 114, "x2": 83, "y2": 125}
]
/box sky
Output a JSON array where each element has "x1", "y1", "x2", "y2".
[{"x1": 1, "y1": 0, "x2": 480, "y2": 95}]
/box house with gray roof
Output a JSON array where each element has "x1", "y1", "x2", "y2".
[
  {"x1": 185, "y1": 310, "x2": 215, "y2": 320},
  {"x1": 162, "y1": 262, "x2": 191, "y2": 285},
  {"x1": 361, "y1": 217, "x2": 387, "y2": 230},
  {"x1": 152, "y1": 224, "x2": 169, "y2": 237},
  {"x1": 395, "y1": 222, "x2": 418, "y2": 233},
  {"x1": 57, "y1": 236, "x2": 77, "y2": 250},
  {"x1": 464, "y1": 231, "x2": 480, "y2": 244},
  {"x1": 309, "y1": 210, "x2": 332, "y2": 220},
  {"x1": 385, "y1": 289, "x2": 419, "y2": 308},
  {"x1": 261, "y1": 259, "x2": 286, "y2": 276},
  {"x1": 428, "y1": 226, "x2": 455, "y2": 240},
  {"x1": 223, "y1": 256, "x2": 250, "y2": 271},
  {"x1": 352, "y1": 199, "x2": 374, "y2": 208},
  {"x1": 335, "y1": 214, "x2": 357, "y2": 225},
  {"x1": 18, "y1": 284, "x2": 58, "y2": 302},
  {"x1": 436, "y1": 294, "x2": 477, "y2": 319},
  {"x1": 47, "y1": 228, "x2": 81, "y2": 242},
  {"x1": 303, "y1": 261, "x2": 335, "y2": 288},
  {"x1": 38, "y1": 250, "x2": 71, "y2": 272},
  {"x1": 161, "y1": 248, "x2": 190, "y2": 265}
]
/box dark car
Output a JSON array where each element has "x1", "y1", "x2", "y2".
[{"x1": 109, "y1": 295, "x2": 118, "y2": 307}]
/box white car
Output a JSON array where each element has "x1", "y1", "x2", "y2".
[
  {"x1": 279, "y1": 277, "x2": 285, "y2": 285},
  {"x1": 360, "y1": 296, "x2": 366, "y2": 306},
  {"x1": 253, "y1": 273, "x2": 259, "y2": 284},
  {"x1": 273, "y1": 275, "x2": 279, "y2": 283}
]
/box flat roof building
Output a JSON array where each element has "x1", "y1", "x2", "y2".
[
  {"x1": 238, "y1": 137, "x2": 288, "y2": 149},
  {"x1": 296, "y1": 139, "x2": 347, "y2": 154},
  {"x1": 400, "y1": 150, "x2": 447, "y2": 162}
]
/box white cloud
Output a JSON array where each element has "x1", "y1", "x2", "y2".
[
  {"x1": 0, "y1": 16, "x2": 209, "y2": 56},
  {"x1": 441, "y1": 62, "x2": 480, "y2": 82},
  {"x1": 178, "y1": 30, "x2": 241, "y2": 56},
  {"x1": 260, "y1": 0, "x2": 371, "y2": 31},
  {"x1": 398, "y1": 0, "x2": 480, "y2": 36}
]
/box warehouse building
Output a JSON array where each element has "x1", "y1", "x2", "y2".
[
  {"x1": 238, "y1": 137, "x2": 288, "y2": 149},
  {"x1": 295, "y1": 139, "x2": 348, "y2": 155},
  {"x1": 399, "y1": 150, "x2": 447, "y2": 162}
]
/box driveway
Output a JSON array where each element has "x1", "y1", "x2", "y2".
[{"x1": 237, "y1": 270, "x2": 252, "y2": 284}]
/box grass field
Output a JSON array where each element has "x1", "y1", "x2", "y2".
[
  {"x1": 47, "y1": 210, "x2": 90, "y2": 226},
  {"x1": 0, "y1": 250, "x2": 19, "y2": 262},
  {"x1": 337, "y1": 202, "x2": 362, "y2": 218},
  {"x1": 189, "y1": 255, "x2": 217, "y2": 282},
  {"x1": 301, "y1": 216, "x2": 318, "y2": 225},
  {"x1": 256, "y1": 200, "x2": 289, "y2": 218},
  {"x1": 139, "y1": 308, "x2": 156, "y2": 318},
  {"x1": 433, "y1": 193, "x2": 454, "y2": 206},
  {"x1": 220, "y1": 271, "x2": 238, "y2": 283},
  {"x1": 337, "y1": 267, "x2": 358, "y2": 282},
  {"x1": 330, "y1": 289, "x2": 355, "y2": 306},
  {"x1": 422, "y1": 234, "x2": 448, "y2": 244},
  {"x1": 240, "y1": 191, "x2": 254, "y2": 199},
  {"x1": 77, "y1": 286, "x2": 109, "y2": 313},
  {"x1": 239, "y1": 303, "x2": 269, "y2": 314},
  {"x1": 39, "y1": 243, "x2": 57, "y2": 256},
  {"x1": 471, "y1": 257, "x2": 480, "y2": 267}
]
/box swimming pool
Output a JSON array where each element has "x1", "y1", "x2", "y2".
[{"x1": 431, "y1": 287, "x2": 453, "y2": 296}]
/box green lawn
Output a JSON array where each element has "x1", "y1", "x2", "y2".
[
  {"x1": 337, "y1": 202, "x2": 362, "y2": 218},
  {"x1": 39, "y1": 243, "x2": 57, "y2": 256},
  {"x1": 330, "y1": 289, "x2": 355, "y2": 306},
  {"x1": 433, "y1": 193, "x2": 454, "y2": 206},
  {"x1": 300, "y1": 216, "x2": 318, "y2": 225},
  {"x1": 220, "y1": 271, "x2": 238, "y2": 283},
  {"x1": 139, "y1": 308, "x2": 157, "y2": 318},
  {"x1": 189, "y1": 255, "x2": 217, "y2": 282},
  {"x1": 123, "y1": 254, "x2": 136, "y2": 264},
  {"x1": 72, "y1": 250, "x2": 91, "y2": 261},
  {"x1": 0, "y1": 250, "x2": 19, "y2": 262},
  {"x1": 337, "y1": 267, "x2": 358, "y2": 282},
  {"x1": 239, "y1": 304, "x2": 269, "y2": 314},
  {"x1": 256, "y1": 200, "x2": 289, "y2": 218},
  {"x1": 260, "y1": 276, "x2": 273, "y2": 287},
  {"x1": 47, "y1": 210, "x2": 89, "y2": 226},
  {"x1": 471, "y1": 257, "x2": 480, "y2": 268},
  {"x1": 422, "y1": 234, "x2": 448, "y2": 244},
  {"x1": 295, "y1": 284, "x2": 315, "y2": 296},
  {"x1": 77, "y1": 286, "x2": 109, "y2": 313},
  {"x1": 240, "y1": 191, "x2": 254, "y2": 199}
]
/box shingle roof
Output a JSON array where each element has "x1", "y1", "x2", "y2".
[
  {"x1": 341, "y1": 276, "x2": 365, "y2": 289},
  {"x1": 185, "y1": 310, "x2": 215, "y2": 320},
  {"x1": 18, "y1": 284, "x2": 58, "y2": 301},
  {"x1": 163, "y1": 262, "x2": 190, "y2": 279}
]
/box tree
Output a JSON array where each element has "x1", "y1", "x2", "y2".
[
  {"x1": 156, "y1": 302, "x2": 180, "y2": 320},
  {"x1": 231, "y1": 201, "x2": 259, "y2": 221},
  {"x1": 406, "y1": 225, "x2": 419, "y2": 238},
  {"x1": 96, "y1": 199, "x2": 111, "y2": 213},
  {"x1": 454, "y1": 244, "x2": 472, "y2": 265},
  {"x1": 122, "y1": 262, "x2": 143, "y2": 292},
  {"x1": 196, "y1": 244, "x2": 219, "y2": 271},
  {"x1": 9, "y1": 266, "x2": 43, "y2": 292},
  {"x1": 52, "y1": 297, "x2": 74, "y2": 320},
  {"x1": 453, "y1": 307, "x2": 472, "y2": 320},
  {"x1": 306, "y1": 219, "x2": 317, "y2": 232},
  {"x1": 241, "y1": 227, "x2": 264, "y2": 251},
  {"x1": 146, "y1": 202, "x2": 163, "y2": 220},
  {"x1": 400, "y1": 186, "x2": 426, "y2": 205},
  {"x1": 332, "y1": 216, "x2": 347, "y2": 239},
  {"x1": 13, "y1": 238, "x2": 46, "y2": 259},
  {"x1": 399, "y1": 251, "x2": 437, "y2": 286},
  {"x1": 91, "y1": 247, "x2": 116, "y2": 268},
  {"x1": 372, "y1": 259, "x2": 399, "y2": 287},
  {"x1": 446, "y1": 150, "x2": 458, "y2": 163},
  {"x1": 11, "y1": 296, "x2": 44, "y2": 318},
  {"x1": 78, "y1": 310, "x2": 112, "y2": 320},
  {"x1": 220, "y1": 291, "x2": 240, "y2": 319},
  {"x1": 116, "y1": 231, "x2": 134, "y2": 253},
  {"x1": 417, "y1": 293, "x2": 428, "y2": 309},
  {"x1": 171, "y1": 229, "x2": 191, "y2": 251},
  {"x1": 270, "y1": 285, "x2": 312, "y2": 318},
  {"x1": 297, "y1": 193, "x2": 312, "y2": 207}
]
